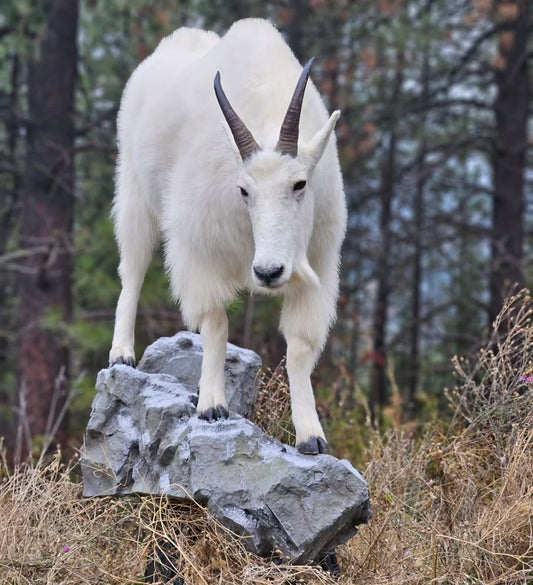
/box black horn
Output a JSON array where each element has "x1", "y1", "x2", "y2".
[
  {"x1": 214, "y1": 71, "x2": 261, "y2": 161},
  {"x1": 276, "y1": 57, "x2": 315, "y2": 157}
]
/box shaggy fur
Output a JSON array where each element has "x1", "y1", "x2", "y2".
[{"x1": 109, "y1": 18, "x2": 347, "y2": 453}]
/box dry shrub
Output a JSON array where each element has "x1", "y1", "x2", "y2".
[
  {"x1": 136, "y1": 497, "x2": 335, "y2": 585},
  {"x1": 0, "y1": 451, "x2": 144, "y2": 584},
  {"x1": 251, "y1": 358, "x2": 294, "y2": 444},
  {"x1": 343, "y1": 290, "x2": 533, "y2": 584}
]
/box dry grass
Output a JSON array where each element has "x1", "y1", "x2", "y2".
[
  {"x1": 0, "y1": 450, "x2": 333, "y2": 585},
  {"x1": 0, "y1": 452, "x2": 145, "y2": 584},
  {"x1": 344, "y1": 290, "x2": 533, "y2": 584},
  {"x1": 251, "y1": 358, "x2": 295, "y2": 445},
  {"x1": 1, "y1": 291, "x2": 532, "y2": 584}
]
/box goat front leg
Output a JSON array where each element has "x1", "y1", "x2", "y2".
[
  {"x1": 109, "y1": 226, "x2": 156, "y2": 366},
  {"x1": 109, "y1": 270, "x2": 145, "y2": 367},
  {"x1": 281, "y1": 289, "x2": 331, "y2": 455},
  {"x1": 285, "y1": 337, "x2": 327, "y2": 454},
  {"x1": 109, "y1": 168, "x2": 157, "y2": 367},
  {"x1": 197, "y1": 308, "x2": 229, "y2": 421}
]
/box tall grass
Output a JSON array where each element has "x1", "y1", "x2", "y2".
[
  {"x1": 346, "y1": 290, "x2": 533, "y2": 584},
  {"x1": 1, "y1": 291, "x2": 532, "y2": 584}
]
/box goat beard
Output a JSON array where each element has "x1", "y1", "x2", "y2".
[{"x1": 294, "y1": 257, "x2": 320, "y2": 288}]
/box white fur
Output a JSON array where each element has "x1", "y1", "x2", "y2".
[{"x1": 110, "y1": 19, "x2": 347, "y2": 450}]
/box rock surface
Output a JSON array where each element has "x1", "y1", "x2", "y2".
[
  {"x1": 138, "y1": 331, "x2": 261, "y2": 417},
  {"x1": 81, "y1": 333, "x2": 371, "y2": 563}
]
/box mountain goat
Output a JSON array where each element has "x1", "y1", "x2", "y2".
[{"x1": 109, "y1": 18, "x2": 347, "y2": 454}]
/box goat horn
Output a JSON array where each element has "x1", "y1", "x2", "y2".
[
  {"x1": 276, "y1": 57, "x2": 315, "y2": 157},
  {"x1": 214, "y1": 71, "x2": 261, "y2": 161}
]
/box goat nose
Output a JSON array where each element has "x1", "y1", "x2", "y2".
[{"x1": 253, "y1": 265, "x2": 284, "y2": 286}]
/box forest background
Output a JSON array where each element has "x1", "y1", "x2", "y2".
[{"x1": 0, "y1": 0, "x2": 531, "y2": 463}]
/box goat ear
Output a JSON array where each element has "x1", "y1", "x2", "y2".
[
  {"x1": 220, "y1": 121, "x2": 242, "y2": 166},
  {"x1": 300, "y1": 110, "x2": 340, "y2": 170},
  {"x1": 220, "y1": 120, "x2": 246, "y2": 167}
]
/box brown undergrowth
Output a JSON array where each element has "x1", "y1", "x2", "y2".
[
  {"x1": 344, "y1": 290, "x2": 533, "y2": 584},
  {"x1": 1, "y1": 291, "x2": 532, "y2": 584}
]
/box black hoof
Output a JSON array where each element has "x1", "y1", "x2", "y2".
[
  {"x1": 318, "y1": 550, "x2": 341, "y2": 578},
  {"x1": 112, "y1": 356, "x2": 136, "y2": 368},
  {"x1": 297, "y1": 436, "x2": 328, "y2": 455},
  {"x1": 216, "y1": 405, "x2": 229, "y2": 419},
  {"x1": 199, "y1": 405, "x2": 229, "y2": 422},
  {"x1": 189, "y1": 394, "x2": 199, "y2": 407}
]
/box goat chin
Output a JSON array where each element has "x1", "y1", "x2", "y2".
[{"x1": 295, "y1": 258, "x2": 321, "y2": 288}]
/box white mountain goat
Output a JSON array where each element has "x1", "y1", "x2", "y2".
[{"x1": 109, "y1": 18, "x2": 347, "y2": 454}]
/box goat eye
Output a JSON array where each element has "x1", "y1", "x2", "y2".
[
  {"x1": 293, "y1": 180, "x2": 306, "y2": 191},
  {"x1": 239, "y1": 187, "x2": 249, "y2": 197}
]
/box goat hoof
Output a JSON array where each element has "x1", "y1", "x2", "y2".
[
  {"x1": 199, "y1": 405, "x2": 229, "y2": 422},
  {"x1": 297, "y1": 436, "x2": 328, "y2": 455},
  {"x1": 199, "y1": 407, "x2": 215, "y2": 421},
  {"x1": 215, "y1": 405, "x2": 229, "y2": 419},
  {"x1": 112, "y1": 356, "x2": 136, "y2": 368}
]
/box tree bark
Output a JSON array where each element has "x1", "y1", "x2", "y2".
[
  {"x1": 370, "y1": 130, "x2": 395, "y2": 424},
  {"x1": 16, "y1": 0, "x2": 79, "y2": 459},
  {"x1": 0, "y1": 54, "x2": 22, "y2": 407},
  {"x1": 407, "y1": 151, "x2": 425, "y2": 417},
  {"x1": 370, "y1": 54, "x2": 404, "y2": 425},
  {"x1": 489, "y1": 0, "x2": 529, "y2": 325},
  {"x1": 406, "y1": 48, "x2": 431, "y2": 419}
]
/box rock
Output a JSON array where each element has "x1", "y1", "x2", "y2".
[
  {"x1": 81, "y1": 334, "x2": 371, "y2": 563},
  {"x1": 138, "y1": 331, "x2": 261, "y2": 417}
]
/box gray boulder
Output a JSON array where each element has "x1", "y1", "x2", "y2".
[
  {"x1": 81, "y1": 334, "x2": 371, "y2": 563},
  {"x1": 138, "y1": 331, "x2": 261, "y2": 417}
]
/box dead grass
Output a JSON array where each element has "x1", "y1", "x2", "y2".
[
  {"x1": 0, "y1": 449, "x2": 333, "y2": 585},
  {"x1": 343, "y1": 290, "x2": 533, "y2": 584},
  {"x1": 1, "y1": 291, "x2": 532, "y2": 584},
  {"x1": 0, "y1": 451, "x2": 144, "y2": 583},
  {"x1": 251, "y1": 357, "x2": 294, "y2": 445}
]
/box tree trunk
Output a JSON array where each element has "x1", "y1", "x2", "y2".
[
  {"x1": 370, "y1": 131, "x2": 395, "y2": 424},
  {"x1": 16, "y1": 0, "x2": 79, "y2": 459},
  {"x1": 0, "y1": 54, "x2": 22, "y2": 435},
  {"x1": 370, "y1": 56, "x2": 403, "y2": 425},
  {"x1": 489, "y1": 0, "x2": 529, "y2": 325},
  {"x1": 407, "y1": 152, "x2": 425, "y2": 417},
  {"x1": 406, "y1": 48, "x2": 431, "y2": 419}
]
